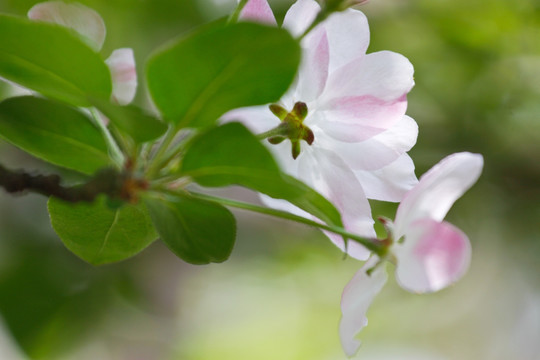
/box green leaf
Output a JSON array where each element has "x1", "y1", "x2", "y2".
[
  {"x1": 0, "y1": 14, "x2": 111, "y2": 106},
  {"x1": 0, "y1": 96, "x2": 110, "y2": 174},
  {"x1": 146, "y1": 20, "x2": 300, "y2": 128},
  {"x1": 180, "y1": 122, "x2": 343, "y2": 228},
  {"x1": 91, "y1": 98, "x2": 168, "y2": 144},
  {"x1": 48, "y1": 196, "x2": 157, "y2": 265},
  {"x1": 144, "y1": 193, "x2": 236, "y2": 265}
]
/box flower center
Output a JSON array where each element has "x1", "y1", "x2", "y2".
[{"x1": 267, "y1": 101, "x2": 314, "y2": 159}]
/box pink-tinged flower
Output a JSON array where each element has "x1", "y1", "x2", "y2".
[
  {"x1": 28, "y1": 1, "x2": 137, "y2": 105},
  {"x1": 105, "y1": 48, "x2": 138, "y2": 106},
  {"x1": 339, "y1": 152, "x2": 484, "y2": 356},
  {"x1": 226, "y1": 0, "x2": 417, "y2": 259}
]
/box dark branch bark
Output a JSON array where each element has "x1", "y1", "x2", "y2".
[{"x1": 0, "y1": 164, "x2": 124, "y2": 203}]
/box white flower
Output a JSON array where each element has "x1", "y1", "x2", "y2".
[
  {"x1": 225, "y1": 0, "x2": 417, "y2": 259},
  {"x1": 339, "y1": 152, "x2": 484, "y2": 356},
  {"x1": 28, "y1": 1, "x2": 137, "y2": 105}
]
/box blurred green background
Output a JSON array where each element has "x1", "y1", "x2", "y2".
[{"x1": 0, "y1": 0, "x2": 539, "y2": 359}]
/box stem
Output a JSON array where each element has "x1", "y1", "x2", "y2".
[
  {"x1": 0, "y1": 164, "x2": 123, "y2": 203},
  {"x1": 153, "y1": 130, "x2": 196, "y2": 174},
  {"x1": 145, "y1": 126, "x2": 177, "y2": 178},
  {"x1": 188, "y1": 191, "x2": 386, "y2": 256},
  {"x1": 256, "y1": 126, "x2": 287, "y2": 140},
  {"x1": 228, "y1": 0, "x2": 249, "y2": 24},
  {"x1": 298, "y1": 11, "x2": 330, "y2": 41},
  {"x1": 90, "y1": 108, "x2": 124, "y2": 167}
]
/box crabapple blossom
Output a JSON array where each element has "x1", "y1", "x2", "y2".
[
  {"x1": 339, "y1": 152, "x2": 484, "y2": 356},
  {"x1": 105, "y1": 48, "x2": 138, "y2": 106},
  {"x1": 225, "y1": 0, "x2": 417, "y2": 260},
  {"x1": 28, "y1": 1, "x2": 137, "y2": 105}
]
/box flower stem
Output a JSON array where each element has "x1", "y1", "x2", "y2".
[
  {"x1": 228, "y1": 0, "x2": 249, "y2": 24},
  {"x1": 256, "y1": 126, "x2": 288, "y2": 141},
  {"x1": 145, "y1": 126, "x2": 177, "y2": 178},
  {"x1": 188, "y1": 191, "x2": 386, "y2": 256},
  {"x1": 89, "y1": 108, "x2": 124, "y2": 167}
]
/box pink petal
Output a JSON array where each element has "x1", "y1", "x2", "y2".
[
  {"x1": 340, "y1": 257, "x2": 388, "y2": 357},
  {"x1": 394, "y1": 218, "x2": 471, "y2": 293},
  {"x1": 394, "y1": 152, "x2": 484, "y2": 238},
  {"x1": 28, "y1": 1, "x2": 106, "y2": 52},
  {"x1": 314, "y1": 94, "x2": 408, "y2": 142},
  {"x1": 324, "y1": 8, "x2": 370, "y2": 73},
  {"x1": 238, "y1": 0, "x2": 277, "y2": 26},
  {"x1": 315, "y1": 115, "x2": 418, "y2": 171},
  {"x1": 106, "y1": 48, "x2": 137, "y2": 105},
  {"x1": 322, "y1": 50, "x2": 414, "y2": 103},
  {"x1": 354, "y1": 154, "x2": 418, "y2": 202},
  {"x1": 294, "y1": 26, "x2": 330, "y2": 102},
  {"x1": 282, "y1": 0, "x2": 321, "y2": 37},
  {"x1": 297, "y1": 147, "x2": 375, "y2": 260}
]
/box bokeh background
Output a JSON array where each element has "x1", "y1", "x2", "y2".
[{"x1": 1, "y1": 0, "x2": 539, "y2": 359}]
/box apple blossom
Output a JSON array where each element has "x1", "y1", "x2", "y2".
[
  {"x1": 28, "y1": 1, "x2": 137, "y2": 105},
  {"x1": 339, "y1": 152, "x2": 484, "y2": 357},
  {"x1": 225, "y1": 0, "x2": 417, "y2": 259}
]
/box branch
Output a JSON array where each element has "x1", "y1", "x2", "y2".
[{"x1": 0, "y1": 164, "x2": 134, "y2": 203}]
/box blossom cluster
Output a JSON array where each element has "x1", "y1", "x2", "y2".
[
  {"x1": 231, "y1": 0, "x2": 484, "y2": 356},
  {"x1": 21, "y1": 0, "x2": 484, "y2": 356}
]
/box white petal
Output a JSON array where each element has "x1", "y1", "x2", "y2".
[
  {"x1": 394, "y1": 219, "x2": 471, "y2": 293},
  {"x1": 340, "y1": 257, "x2": 388, "y2": 357},
  {"x1": 297, "y1": 147, "x2": 375, "y2": 260},
  {"x1": 269, "y1": 138, "x2": 302, "y2": 177},
  {"x1": 315, "y1": 115, "x2": 418, "y2": 171},
  {"x1": 354, "y1": 154, "x2": 418, "y2": 202},
  {"x1": 28, "y1": 1, "x2": 106, "y2": 52},
  {"x1": 324, "y1": 8, "x2": 370, "y2": 73},
  {"x1": 282, "y1": 0, "x2": 320, "y2": 38},
  {"x1": 322, "y1": 50, "x2": 414, "y2": 103},
  {"x1": 394, "y1": 152, "x2": 484, "y2": 237},
  {"x1": 314, "y1": 94, "x2": 408, "y2": 142},
  {"x1": 257, "y1": 140, "x2": 303, "y2": 216},
  {"x1": 294, "y1": 26, "x2": 329, "y2": 102},
  {"x1": 259, "y1": 194, "x2": 310, "y2": 218},
  {"x1": 106, "y1": 48, "x2": 137, "y2": 105},
  {"x1": 221, "y1": 105, "x2": 280, "y2": 135},
  {"x1": 238, "y1": 0, "x2": 277, "y2": 25}
]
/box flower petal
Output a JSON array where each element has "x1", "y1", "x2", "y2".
[
  {"x1": 313, "y1": 94, "x2": 408, "y2": 142},
  {"x1": 106, "y1": 48, "x2": 137, "y2": 105},
  {"x1": 28, "y1": 1, "x2": 106, "y2": 52},
  {"x1": 354, "y1": 154, "x2": 418, "y2": 202},
  {"x1": 322, "y1": 50, "x2": 414, "y2": 103},
  {"x1": 394, "y1": 152, "x2": 484, "y2": 237},
  {"x1": 315, "y1": 115, "x2": 418, "y2": 171},
  {"x1": 294, "y1": 26, "x2": 330, "y2": 102},
  {"x1": 340, "y1": 257, "x2": 388, "y2": 357},
  {"x1": 394, "y1": 218, "x2": 471, "y2": 293},
  {"x1": 238, "y1": 0, "x2": 277, "y2": 25},
  {"x1": 324, "y1": 8, "x2": 370, "y2": 72},
  {"x1": 297, "y1": 147, "x2": 375, "y2": 260},
  {"x1": 282, "y1": 0, "x2": 320, "y2": 38}
]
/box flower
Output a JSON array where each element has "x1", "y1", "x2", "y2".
[
  {"x1": 28, "y1": 1, "x2": 137, "y2": 105},
  {"x1": 339, "y1": 152, "x2": 484, "y2": 356},
  {"x1": 225, "y1": 0, "x2": 417, "y2": 260}
]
